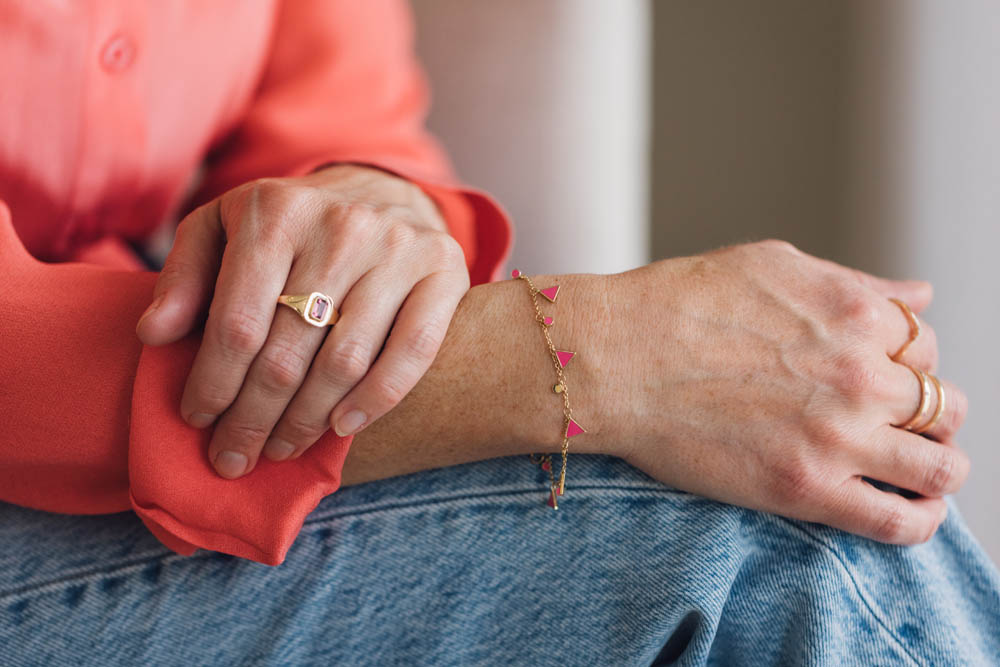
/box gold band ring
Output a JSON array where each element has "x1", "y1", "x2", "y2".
[
  {"x1": 889, "y1": 297, "x2": 921, "y2": 362},
  {"x1": 915, "y1": 372, "x2": 946, "y2": 434},
  {"x1": 277, "y1": 292, "x2": 339, "y2": 327},
  {"x1": 895, "y1": 364, "x2": 932, "y2": 431}
]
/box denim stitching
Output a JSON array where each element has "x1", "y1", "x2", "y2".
[
  {"x1": 0, "y1": 551, "x2": 186, "y2": 604},
  {"x1": 302, "y1": 480, "x2": 685, "y2": 525},
  {"x1": 0, "y1": 484, "x2": 937, "y2": 666},
  {"x1": 0, "y1": 482, "x2": 683, "y2": 602},
  {"x1": 766, "y1": 514, "x2": 926, "y2": 667}
]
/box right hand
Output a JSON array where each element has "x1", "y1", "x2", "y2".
[{"x1": 599, "y1": 240, "x2": 969, "y2": 545}]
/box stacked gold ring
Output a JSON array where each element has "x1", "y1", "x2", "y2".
[
  {"x1": 889, "y1": 297, "x2": 921, "y2": 362},
  {"x1": 894, "y1": 365, "x2": 946, "y2": 434},
  {"x1": 889, "y1": 298, "x2": 946, "y2": 434}
]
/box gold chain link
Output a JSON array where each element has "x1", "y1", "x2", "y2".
[{"x1": 516, "y1": 273, "x2": 575, "y2": 508}]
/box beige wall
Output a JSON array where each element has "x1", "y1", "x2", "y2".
[
  {"x1": 651, "y1": 1, "x2": 850, "y2": 262},
  {"x1": 413, "y1": 0, "x2": 650, "y2": 275}
]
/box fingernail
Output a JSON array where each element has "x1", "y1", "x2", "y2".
[
  {"x1": 335, "y1": 410, "x2": 367, "y2": 437},
  {"x1": 214, "y1": 451, "x2": 248, "y2": 479},
  {"x1": 264, "y1": 439, "x2": 296, "y2": 461},
  {"x1": 187, "y1": 412, "x2": 216, "y2": 429},
  {"x1": 136, "y1": 294, "x2": 166, "y2": 329},
  {"x1": 939, "y1": 503, "x2": 949, "y2": 523}
]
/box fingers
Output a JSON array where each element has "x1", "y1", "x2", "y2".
[
  {"x1": 828, "y1": 476, "x2": 948, "y2": 545},
  {"x1": 848, "y1": 269, "x2": 933, "y2": 314},
  {"x1": 205, "y1": 298, "x2": 329, "y2": 478},
  {"x1": 135, "y1": 200, "x2": 225, "y2": 345},
  {"x1": 861, "y1": 424, "x2": 970, "y2": 498},
  {"x1": 882, "y1": 360, "x2": 968, "y2": 442},
  {"x1": 877, "y1": 298, "x2": 939, "y2": 373},
  {"x1": 809, "y1": 249, "x2": 934, "y2": 314},
  {"x1": 329, "y1": 269, "x2": 468, "y2": 437},
  {"x1": 261, "y1": 266, "x2": 424, "y2": 462},
  {"x1": 179, "y1": 227, "x2": 293, "y2": 430}
]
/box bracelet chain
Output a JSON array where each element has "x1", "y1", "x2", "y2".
[{"x1": 515, "y1": 270, "x2": 579, "y2": 510}]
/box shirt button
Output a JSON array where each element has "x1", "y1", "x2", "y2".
[{"x1": 100, "y1": 33, "x2": 136, "y2": 73}]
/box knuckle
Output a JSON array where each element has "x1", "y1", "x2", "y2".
[
  {"x1": 256, "y1": 339, "x2": 310, "y2": 392},
  {"x1": 840, "y1": 288, "x2": 881, "y2": 331},
  {"x1": 432, "y1": 232, "x2": 465, "y2": 266},
  {"x1": 248, "y1": 177, "x2": 290, "y2": 204},
  {"x1": 215, "y1": 308, "x2": 269, "y2": 356},
  {"x1": 384, "y1": 220, "x2": 418, "y2": 251},
  {"x1": 871, "y1": 503, "x2": 907, "y2": 543},
  {"x1": 226, "y1": 177, "x2": 279, "y2": 215},
  {"x1": 276, "y1": 414, "x2": 326, "y2": 447},
  {"x1": 757, "y1": 238, "x2": 799, "y2": 254},
  {"x1": 806, "y1": 417, "x2": 855, "y2": 452},
  {"x1": 322, "y1": 337, "x2": 371, "y2": 385},
  {"x1": 157, "y1": 257, "x2": 198, "y2": 290},
  {"x1": 923, "y1": 448, "x2": 957, "y2": 496},
  {"x1": 221, "y1": 421, "x2": 272, "y2": 450},
  {"x1": 234, "y1": 179, "x2": 304, "y2": 245},
  {"x1": 188, "y1": 380, "x2": 235, "y2": 416},
  {"x1": 333, "y1": 202, "x2": 379, "y2": 239},
  {"x1": 404, "y1": 320, "x2": 445, "y2": 365},
  {"x1": 832, "y1": 350, "x2": 880, "y2": 397},
  {"x1": 768, "y1": 456, "x2": 820, "y2": 505},
  {"x1": 374, "y1": 374, "x2": 408, "y2": 407}
]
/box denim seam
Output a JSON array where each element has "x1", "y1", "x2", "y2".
[
  {"x1": 0, "y1": 551, "x2": 188, "y2": 604},
  {"x1": 766, "y1": 514, "x2": 926, "y2": 667},
  {"x1": 302, "y1": 480, "x2": 686, "y2": 525},
  {"x1": 1, "y1": 482, "x2": 684, "y2": 602}
]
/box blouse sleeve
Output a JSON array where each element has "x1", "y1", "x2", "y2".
[
  {"x1": 0, "y1": 202, "x2": 352, "y2": 565},
  {"x1": 191, "y1": 0, "x2": 512, "y2": 286},
  {"x1": 0, "y1": 0, "x2": 512, "y2": 566}
]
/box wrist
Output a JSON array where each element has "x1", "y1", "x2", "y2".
[
  {"x1": 499, "y1": 271, "x2": 619, "y2": 458},
  {"x1": 339, "y1": 271, "x2": 619, "y2": 487}
]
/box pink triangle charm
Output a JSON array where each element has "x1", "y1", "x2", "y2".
[
  {"x1": 565, "y1": 418, "x2": 586, "y2": 438},
  {"x1": 538, "y1": 285, "x2": 560, "y2": 302},
  {"x1": 543, "y1": 316, "x2": 553, "y2": 326},
  {"x1": 555, "y1": 350, "x2": 575, "y2": 368}
]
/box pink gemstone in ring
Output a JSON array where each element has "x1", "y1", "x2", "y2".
[
  {"x1": 277, "y1": 291, "x2": 338, "y2": 327},
  {"x1": 310, "y1": 296, "x2": 330, "y2": 322}
]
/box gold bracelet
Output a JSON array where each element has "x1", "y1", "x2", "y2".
[{"x1": 512, "y1": 269, "x2": 586, "y2": 510}]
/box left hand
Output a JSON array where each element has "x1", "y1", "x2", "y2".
[{"x1": 135, "y1": 164, "x2": 470, "y2": 478}]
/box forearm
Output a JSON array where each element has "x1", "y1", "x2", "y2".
[{"x1": 341, "y1": 272, "x2": 611, "y2": 486}]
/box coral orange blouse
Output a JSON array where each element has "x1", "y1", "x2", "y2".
[{"x1": 0, "y1": 0, "x2": 511, "y2": 565}]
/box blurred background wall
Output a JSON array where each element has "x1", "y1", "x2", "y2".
[
  {"x1": 412, "y1": 0, "x2": 999, "y2": 565},
  {"x1": 413, "y1": 0, "x2": 650, "y2": 276}
]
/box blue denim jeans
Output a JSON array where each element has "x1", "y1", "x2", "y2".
[{"x1": 2, "y1": 453, "x2": 999, "y2": 666}]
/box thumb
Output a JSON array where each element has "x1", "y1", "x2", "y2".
[
  {"x1": 136, "y1": 200, "x2": 225, "y2": 345},
  {"x1": 849, "y1": 268, "x2": 934, "y2": 314}
]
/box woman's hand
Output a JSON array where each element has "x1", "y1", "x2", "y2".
[
  {"x1": 135, "y1": 164, "x2": 470, "y2": 478},
  {"x1": 595, "y1": 240, "x2": 969, "y2": 545}
]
